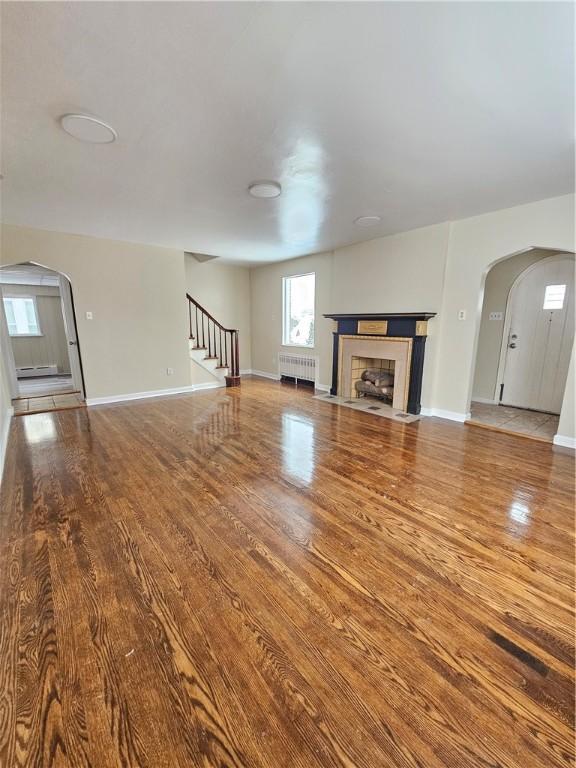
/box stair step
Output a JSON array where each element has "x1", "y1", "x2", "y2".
[
  {"x1": 215, "y1": 365, "x2": 229, "y2": 370},
  {"x1": 204, "y1": 356, "x2": 219, "y2": 361},
  {"x1": 192, "y1": 346, "x2": 207, "y2": 350}
]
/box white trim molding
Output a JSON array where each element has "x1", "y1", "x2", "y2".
[
  {"x1": 86, "y1": 383, "x2": 222, "y2": 406},
  {"x1": 471, "y1": 397, "x2": 499, "y2": 405},
  {"x1": 420, "y1": 407, "x2": 471, "y2": 422},
  {"x1": 315, "y1": 383, "x2": 331, "y2": 393},
  {"x1": 250, "y1": 369, "x2": 281, "y2": 381},
  {"x1": 553, "y1": 434, "x2": 576, "y2": 449},
  {"x1": 0, "y1": 407, "x2": 14, "y2": 486}
]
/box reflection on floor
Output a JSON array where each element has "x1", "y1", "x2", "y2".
[
  {"x1": 469, "y1": 401, "x2": 559, "y2": 441},
  {"x1": 17, "y1": 374, "x2": 75, "y2": 397},
  {"x1": 13, "y1": 392, "x2": 85, "y2": 415}
]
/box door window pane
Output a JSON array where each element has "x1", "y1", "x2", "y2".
[{"x1": 543, "y1": 284, "x2": 566, "y2": 310}]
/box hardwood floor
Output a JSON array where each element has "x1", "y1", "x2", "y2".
[{"x1": 0, "y1": 378, "x2": 573, "y2": 768}]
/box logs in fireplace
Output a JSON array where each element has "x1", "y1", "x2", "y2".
[{"x1": 355, "y1": 369, "x2": 395, "y2": 402}]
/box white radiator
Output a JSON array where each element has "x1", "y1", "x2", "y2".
[
  {"x1": 278, "y1": 353, "x2": 317, "y2": 383},
  {"x1": 16, "y1": 364, "x2": 58, "y2": 378}
]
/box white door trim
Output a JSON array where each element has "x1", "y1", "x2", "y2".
[
  {"x1": 0, "y1": 289, "x2": 19, "y2": 398},
  {"x1": 494, "y1": 253, "x2": 575, "y2": 404},
  {"x1": 58, "y1": 275, "x2": 85, "y2": 398}
]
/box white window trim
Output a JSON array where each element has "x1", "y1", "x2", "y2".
[
  {"x1": 282, "y1": 272, "x2": 316, "y2": 349},
  {"x1": 3, "y1": 294, "x2": 43, "y2": 337}
]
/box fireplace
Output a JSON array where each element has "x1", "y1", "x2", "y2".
[{"x1": 324, "y1": 312, "x2": 436, "y2": 415}]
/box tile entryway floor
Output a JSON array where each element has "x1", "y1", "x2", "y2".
[
  {"x1": 313, "y1": 393, "x2": 420, "y2": 423},
  {"x1": 13, "y1": 392, "x2": 85, "y2": 416},
  {"x1": 468, "y1": 401, "x2": 559, "y2": 441}
]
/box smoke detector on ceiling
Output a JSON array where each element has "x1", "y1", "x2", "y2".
[
  {"x1": 354, "y1": 215, "x2": 382, "y2": 227},
  {"x1": 60, "y1": 114, "x2": 117, "y2": 144},
  {"x1": 248, "y1": 181, "x2": 282, "y2": 198}
]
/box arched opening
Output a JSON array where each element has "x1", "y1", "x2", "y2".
[
  {"x1": 468, "y1": 248, "x2": 575, "y2": 440},
  {"x1": 0, "y1": 262, "x2": 85, "y2": 414}
]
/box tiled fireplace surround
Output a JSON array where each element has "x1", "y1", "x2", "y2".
[{"x1": 324, "y1": 312, "x2": 437, "y2": 415}]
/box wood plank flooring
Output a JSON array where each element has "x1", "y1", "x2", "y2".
[{"x1": 0, "y1": 378, "x2": 573, "y2": 768}]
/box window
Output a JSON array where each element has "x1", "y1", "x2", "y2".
[
  {"x1": 3, "y1": 296, "x2": 41, "y2": 336},
  {"x1": 283, "y1": 273, "x2": 315, "y2": 347},
  {"x1": 543, "y1": 284, "x2": 566, "y2": 310}
]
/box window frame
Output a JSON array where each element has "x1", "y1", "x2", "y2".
[
  {"x1": 3, "y1": 294, "x2": 43, "y2": 337},
  {"x1": 282, "y1": 272, "x2": 316, "y2": 349}
]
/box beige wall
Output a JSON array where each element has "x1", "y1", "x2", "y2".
[
  {"x1": 1, "y1": 225, "x2": 191, "y2": 400},
  {"x1": 557, "y1": 347, "x2": 575, "y2": 440},
  {"x1": 250, "y1": 224, "x2": 450, "y2": 406},
  {"x1": 185, "y1": 255, "x2": 252, "y2": 371},
  {"x1": 330, "y1": 223, "x2": 451, "y2": 408},
  {"x1": 3, "y1": 283, "x2": 71, "y2": 374},
  {"x1": 472, "y1": 249, "x2": 565, "y2": 402},
  {"x1": 433, "y1": 194, "x2": 575, "y2": 426},
  {"x1": 0, "y1": 350, "x2": 12, "y2": 483}
]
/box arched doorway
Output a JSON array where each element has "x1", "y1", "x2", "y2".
[
  {"x1": 469, "y1": 249, "x2": 575, "y2": 441},
  {"x1": 0, "y1": 262, "x2": 85, "y2": 414}
]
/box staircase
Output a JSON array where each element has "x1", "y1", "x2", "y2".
[{"x1": 187, "y1": 294, "x2": 240, "y2": 387}]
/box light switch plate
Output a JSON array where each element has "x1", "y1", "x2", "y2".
[{"x1": 85, "y1": 311, "x2": 93, "y2": 320}]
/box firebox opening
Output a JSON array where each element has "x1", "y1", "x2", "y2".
[{"x1": 351, "y1": 357, "x2": 395, "y2": 403}]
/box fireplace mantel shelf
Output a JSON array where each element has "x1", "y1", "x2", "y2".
[{"x1": 324, "y1": 312, "x2": 436, "y2": 321}]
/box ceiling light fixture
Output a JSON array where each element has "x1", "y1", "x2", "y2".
[
  {"x1": 248, "y1": 181, "x2": 282, "y2": 199},
  {"x1": 60, "y1": 114, "x2": 117, "y2": 144},
  {"x1": 354, "y1": 215, "x2": 382, "y2": 227}
]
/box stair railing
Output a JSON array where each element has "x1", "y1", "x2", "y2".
[{"x1": 186, "y1": 294, "x2": 240, "y2": 386}]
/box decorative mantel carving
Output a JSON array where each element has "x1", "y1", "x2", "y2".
[{"x1": 323, "y1": 312, "x2": 437, "y2": 415}]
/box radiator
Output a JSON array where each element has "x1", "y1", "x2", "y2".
[
  {"x1": 16, "y1": 364, "x2": 58, "y2": 378},
  {"x1": 278, "y1": 353, "x2": 317, "y2": 383}
]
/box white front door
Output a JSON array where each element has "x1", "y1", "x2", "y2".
[
  {"x1": 59, "y1": 275, "x2": 85, "y2": 398},
  {"x1": 500, "y1": 255, "x2": 574, "y2": 413}
]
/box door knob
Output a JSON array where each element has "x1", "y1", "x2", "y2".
[
  {"x1": 68, "y1": 340, "x2": 78, "y2": 346},
  {"x1": 508, "y1": 342, "x2": 517, "y2": 349}
]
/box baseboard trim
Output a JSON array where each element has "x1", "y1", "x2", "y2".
[
  {"x1": 0, "y1": 407, "x2": 14, "y2": 486},
  {"x1": 553, "y1": 434, "x2": 576, "y2": 449},
  {"x1": 471, "y1": 397, "x2": 499, "y2": 405},
  {"x1": 250, "y1": 370, "x2": 281, "y2": 381},
  {"x1": 86, "y1": 383, "x2": 222, "y2": 406},
  {"x1": 420, "y1": 407, "x2": 470, "y2": 423},
  {"x1": 315, "y1": 383, "x2": 331, "y2": 393}
]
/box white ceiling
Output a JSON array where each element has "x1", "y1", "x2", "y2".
[{"x1": 1, "y1": 2, "x2": 574, "y2": 264}]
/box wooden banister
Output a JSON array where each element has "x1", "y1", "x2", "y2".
[{"x1": 186, "y1": 294, "x2": 240, "y2": 386}]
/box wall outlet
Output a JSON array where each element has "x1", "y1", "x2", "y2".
[
  {"x1": 85, "y1": 311, "x2": 93, "y2": 320},
  {"x1": 489, "y1": 311, "x2": 503, "y2": 321},
  {"x1": 458, "y1": 309, "x2": 466, "y2": 321},
  {"x1": 166, "y1": 367, "x2": 174, "y2": 376}
]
